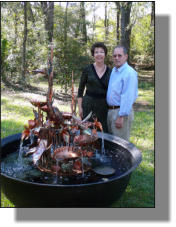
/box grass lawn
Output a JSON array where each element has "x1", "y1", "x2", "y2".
[
  {"x1": 1, "y1": 70, "x2": 154, "y2": 207},
  {"x1": 111, "y1": 110, "x2": 154, "y2": 207}
]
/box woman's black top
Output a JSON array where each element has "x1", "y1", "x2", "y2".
[{"x1": 78, "y1": 64, "x2": 112, "y2": 132}]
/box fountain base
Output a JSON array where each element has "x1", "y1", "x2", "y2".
[{"x1": 1, "y1": 133, "x2": 141, "y2": 207}]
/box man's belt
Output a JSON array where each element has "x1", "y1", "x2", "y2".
[{"x1": 108, "y1": 105, "x2": 120, "y2": 109}]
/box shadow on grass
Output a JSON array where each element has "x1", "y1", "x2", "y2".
[
  {"x1": 2, "y1": 78, "x2": 45, "y2": 93},
  {"x1": 1, "y1": 98, "x2": 9, "y2": 105},
  {"x1": 138, "y1": 80, "x2": 154, "y2": 90}
]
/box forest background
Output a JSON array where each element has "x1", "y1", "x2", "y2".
[{"x1": 1, "y1": 1, "x2": 154, "y2": 91}]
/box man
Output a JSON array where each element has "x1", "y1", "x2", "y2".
[{"x1": 106, "y1": 45, "x2": 138, "y2": 141}]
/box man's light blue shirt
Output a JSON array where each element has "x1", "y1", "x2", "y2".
[{"x1": 106, "y1": 62, "x2": 138, "y2": 116}]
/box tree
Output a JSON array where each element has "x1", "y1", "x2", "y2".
[
  {"x1": 80, "y1": 2, "x2": 87, "y2": 43},
  {"x1": 115, "y1": 2, "x2": 120, "y2": 44},
  {"x1": 63, "y1": 2, "x2": 69, "y2": 93},
  {"x1": 1, "y1": 39, "x2": 8, "y2": 82},
  {"x1": 41, "y1": 2, "x2": 54, "y2": 42},
  {"x1": 64, "y1": 2, "x2": 69, "y2": 50},
  {"x1": 120, "y1": 2, "x2": 132, "y2": 55},
  {"x1": 21, "y1": 2, "x2": 28, "y2": 82},
  {"x1": 151, "y1": 2, "x2": 154, "y2": 26},
  {"x1": 104, "y1": 2, "x2": 109, "y2": 40},
  {"x1": 129, "y1": 2, "x2": 154, "y2": 67},
  {"x1": 92, "y1": 2, "x2": 96, "y2": 41}
]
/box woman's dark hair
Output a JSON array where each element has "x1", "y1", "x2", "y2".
[{"x1": 91, "y1": 42, "x2": 108, "y2": 56}]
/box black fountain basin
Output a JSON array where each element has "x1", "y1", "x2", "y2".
[{"x1": 1, "y1": 133, "x2": 142, "y2": 207}]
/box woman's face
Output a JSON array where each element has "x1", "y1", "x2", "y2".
[{"x1": 93, "y1": 47, "x2": 105, "y2": 64}]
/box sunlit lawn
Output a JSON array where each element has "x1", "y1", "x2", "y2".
[
  {"x1": 1, "y1": 72, "x2": 154, "y2": 207},
  {"x1": 111, "y1": 109, "x2": 154, "y2": 207}
]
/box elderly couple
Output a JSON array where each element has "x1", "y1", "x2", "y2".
[{"x1": 77, "y1": 42, "x2": 138, "y2": 142}]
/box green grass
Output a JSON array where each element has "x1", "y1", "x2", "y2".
[
  {"x1": 138, "y1": 88, "x2": 154, "y2": 105},
  {"x1": 111, "y1": 110, "x2": 154, "y2": 207},
  {"x1": 1, "y1": 71, "x2": 154, "y2": 207}
]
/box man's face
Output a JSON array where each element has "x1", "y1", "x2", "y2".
[{"x1": 113, "y1": 47, "x2": 128, "y2": 68}]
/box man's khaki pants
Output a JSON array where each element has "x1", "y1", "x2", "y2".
[{"x1": 107, "y1": 108, "x2": 134, "y2": 141}]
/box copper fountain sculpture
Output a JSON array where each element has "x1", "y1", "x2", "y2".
[{"x1": 21, "y1": 42, "x2": 103, "y2": 177}]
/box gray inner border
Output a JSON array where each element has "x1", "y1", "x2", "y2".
[{"x1": 14, "y1": 15, "x2": 169, "y2": 221}]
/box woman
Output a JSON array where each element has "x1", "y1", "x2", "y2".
[{"x1": 77, "y1": 42, "x2": 112, "y2": 132}]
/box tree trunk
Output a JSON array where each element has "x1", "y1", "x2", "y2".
[
  {"x1": 64, "y1": 2, "x2": 69, "y2": 94},
  {"x1": 41, "y1": 2, "x2": 54, "y2": 42},
  {"x1": 75, "y1": 9, "x2": 80, "y2": 38},
  {"x1": 120, "y1": 2, "x2": 132, "y2": 58},
  {"x1": 64, "y1": 2, "x2": 69, "y2": 48},
  {"x1": 27, "y1": 2, "x2": 35, "y2": 23},
  {"x1": 115, "y1": 2, "x2": 120, "y2": 44},
  {"x1": 80, "y1": 2, "x2": 87, "y2": 43},
  {"x1": 92, "y1": 2, "x2": 96, "y2": 41},
  {"x1": 14, "y1": 10, "x2": 18, "y2": 46},
  {"x1": 151, "y1": 2, "x2": 154, "y2": 26},
  {"x1": 48, "y1": 2, "x2": 54, "y2": 42},
  {"x1": 104, "y1": 2, "x2": 109, "y2": 40},
  {"x1": 22, "y1": 2, "x2": 27, "y2": 82}
]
